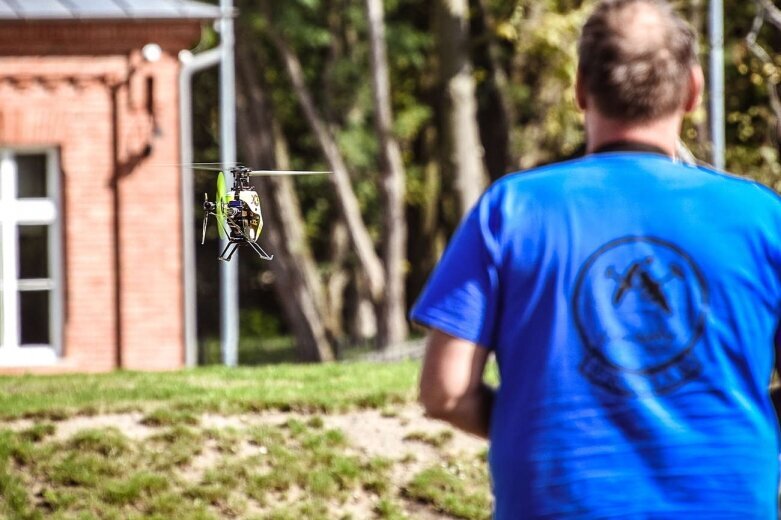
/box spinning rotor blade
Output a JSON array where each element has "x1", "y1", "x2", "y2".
[
  {"x1": 248, "y1": 170, "x2": 332, "y2": 176},
  {"x1": 215, "y1": 172, "x2": 228, "y2": 240},
  {"x1": 201, "y1": 214, "x2": 209, "y2": 244},
  {"x1": 190, "y1": 164, "x2": 243, "y2": 172},
  {"x1": 189, "y1": 162, "x2": 239, "y2": 165},
  {"x1": 156, "y1": 162, "x2": 244, "y2": 171}
]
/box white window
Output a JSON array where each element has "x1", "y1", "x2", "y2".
[{"x1": 0, "y1": 149, "x2": 62, "y2": 366}]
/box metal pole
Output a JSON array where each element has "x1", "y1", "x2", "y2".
[
  {"x1": 219, "y1": 0, "x2": 239, "y2": 366},
  {"x1": 179, "y1": 47, "x2": 222, "y2": 368},
  {"x1": 709, "y1": 0, "x2": 726, "y2": 170}
]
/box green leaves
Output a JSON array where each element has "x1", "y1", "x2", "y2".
[{"x1": 193, "y1": 0, "x2": 781, "y2": 352}]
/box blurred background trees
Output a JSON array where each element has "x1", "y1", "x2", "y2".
[{"x1": 193, "y1": 0, "x2": 781, "y2": 363}]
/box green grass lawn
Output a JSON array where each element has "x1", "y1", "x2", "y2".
[
  {"x1": 0, "y1": 362, "x2": 419, "y2": 420},
  {"x1": 0, "y1": 362, "x2": 492, "y2": 519}
]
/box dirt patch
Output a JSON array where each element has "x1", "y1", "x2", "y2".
[
  {"x1": 323, "y1": 405, "x2": 485, "y2": 490},
  {"x1": 54, "y1": 412, "x2": 156, "y2": 440},
  {"x1": 0, "y1": 405, "x2": 489, "y2": 519}
]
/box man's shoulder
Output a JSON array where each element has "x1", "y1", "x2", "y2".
[
  {"x1": 692, "y1": 163, "x2": 781, "y2": 210},
  {"x1": 493, "y1": 152, "x2": 671, "y2": 186},
  {"x1": 486, "y1": 155, "x2": 594, "y2": 198},
  {"x1": 491, "y1": 154, "x2": 781, "y2": 206},
  {"x1": 693, "y1": 162, "x2": 778, "y2": 190},
  {"x1": 485, "y1": 153, "x2": 664, "y2": 204},
  {"x1": 497, "y1": 155, "x2": 595, "y2": 184}
]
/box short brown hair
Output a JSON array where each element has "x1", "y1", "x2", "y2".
[{"x1": 578, "y1": 0, "x2": 698, "y2": 122}]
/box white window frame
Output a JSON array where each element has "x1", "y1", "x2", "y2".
[{"x1": 0, "y1": 148, "x2": 62, "y2": 366}]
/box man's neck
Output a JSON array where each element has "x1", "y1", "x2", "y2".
[{"x1": 584, "y1": 111, "x2": 683, "y2": 158}]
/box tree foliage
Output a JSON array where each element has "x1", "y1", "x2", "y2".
[{"x1": 191, "y1": 0, "x2": 781, "y2": 362}]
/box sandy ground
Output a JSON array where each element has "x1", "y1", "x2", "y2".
[{"x1": 2, "y1": 405, "x2": 488, "y2": 519}]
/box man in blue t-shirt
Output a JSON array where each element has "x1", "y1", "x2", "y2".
[{"x1": 412, "y1": 0, "x2": 781, "y2": 518}]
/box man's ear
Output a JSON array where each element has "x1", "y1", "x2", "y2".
[
  {"x1": 684, "y1": 64, "x2": 704, "y2": 113},
  {"x1": 575, "y1": 69, "x2": 588, "y2": 111}
]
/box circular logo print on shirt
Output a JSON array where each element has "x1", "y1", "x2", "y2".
[{"x1": 572, "y1": 236, "x2": 709, "y2": 396}]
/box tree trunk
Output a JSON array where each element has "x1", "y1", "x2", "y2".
[
  {"x1": 266, "y1": 29, "x2": 387, "y2": 305},
  {"x1": 235, "y1": 38, "x2": 335, "y2": 362},
  {"x1": 346, "y1": 272, "x2": 378, "y2": 344},
  {"x1": 324, "y1": 220, "x2": 350, "y2": 340},
  {"x1": 473, "y1": 0, "x2": 514, "y2": 181},
  {"x1": 407, "y1": 125, "x2": 443, "y2": 303},
  {"x1": 365, "y1": 0, "x2": 409, "y2": 347},
  {"x1": 688, "y1": 0, "x2": 711, "y2": 153},
  {"x1": 754, "y1": 0, "x2": 781, "y2": 143},
  {"x1": 437, "y1": 0, "x2": 488, "y2": 217}
]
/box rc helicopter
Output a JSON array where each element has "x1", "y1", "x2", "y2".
[{"x1": 198, "y1": 164, "x2": 329, "y2": 261}]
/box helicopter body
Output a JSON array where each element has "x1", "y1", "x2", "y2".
[
  {"x1": 226, "y1": 189, "x2": 263, "y2": 242},
  {"x1": 200, "y1": 165, "x2": 328, "y2": 261}
]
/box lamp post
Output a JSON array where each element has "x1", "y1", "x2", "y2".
[{"x1": 709, "y1": 0, "x2": 725, "y2": 170}]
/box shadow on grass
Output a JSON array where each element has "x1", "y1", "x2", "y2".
[
  {"x1": 197, "y1": 336, "x2": 397, "y2": 366},
  {"x1": 199, "y1": 336, "x2": 298, "y2": 365}
]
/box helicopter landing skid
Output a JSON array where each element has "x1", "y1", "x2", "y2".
[
  {"x1": 247, "y1": 240, "x2": 274, "y2": 261},
  {"x1": 218, "y1": 242, "x2": 240, "y2": 262},
  {"x1": 218, "y1": 241, "x2": 274, "y2": 262}
]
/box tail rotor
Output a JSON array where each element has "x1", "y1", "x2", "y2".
[{"x1": 202, "y1": 193, "x2": 215, "y2": 245}]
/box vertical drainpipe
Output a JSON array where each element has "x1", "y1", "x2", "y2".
[
  {"x1": 179, "y1": 46, "x2": 222, "y2": 367},
  {"x1": 110, "y1": 83, "x2": 123, "y2": 369},
  {"x1": 219, "y1": 0, "x2": 239, "y2": 368}
]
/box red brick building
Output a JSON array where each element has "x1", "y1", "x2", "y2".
[{"x1": 0, "y1": 0, "x2": 220, "y2": 372}]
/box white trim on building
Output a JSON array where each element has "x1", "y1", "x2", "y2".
[{"x1": 0, "y1": 148, "x2": 62, "y2": 366}]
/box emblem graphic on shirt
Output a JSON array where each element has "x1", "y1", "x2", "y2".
[{"x1": 572, "y1": 236, "x2": 708, "y2": 396}]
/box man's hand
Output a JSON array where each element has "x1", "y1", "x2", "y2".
[{"x1": 418, "y1": 329, "x2": 495, "y2": 439}]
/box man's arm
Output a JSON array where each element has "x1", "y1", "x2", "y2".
[{"x1": 418, "y1": 329, "x2": 495, "y2": 439}]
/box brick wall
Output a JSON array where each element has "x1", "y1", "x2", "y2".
[
  {"x1": 0, "y1": 21, "x2": 203, "y2": 373},
  {"x1": 117, "y1": 50, "x2": 186, "y2": 371}
]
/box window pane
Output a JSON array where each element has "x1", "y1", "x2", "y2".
[
  {"x1": 16, "y1": 154, "x2": 48, "y2": 198},
  {"x1": 20, "y1": 290, "x2": 50, "y2": 345},
  {"x1": 19, "y1": 225, "x2": 49, "y2": 279}
]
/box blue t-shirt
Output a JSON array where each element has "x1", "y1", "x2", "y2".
[{"x1": 411, "y1": 153, "x2": 781, "y2": 519}]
